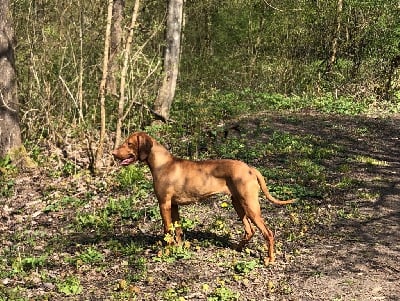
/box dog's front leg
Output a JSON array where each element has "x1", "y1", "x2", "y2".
[
  {"x1": 159, "y1": 200, "x2": 183, "y2": 245},
  {"x1": 171, "y1": 204, "x2": 182, "y2": 244},
  {"x1": 159, "y1": 201, "x2": 173, "y2": 244}
]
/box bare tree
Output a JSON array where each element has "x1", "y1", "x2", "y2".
[
  {"x1": 114, "y1": 0, "x2": 141, "y2": 147},
  {"x1": 95, "y1": 0, "x2": 114, "y2": 170},
  {"x1": 108, "y1": 0, "x2": 125, "y2": 96},
  {"x1": 0, "y1": 0, "x2": 22, "y2": 158},
  {"x1": 326, "y1": 0, "x2": 343, "y2": 73},
  {"x1": 154, "y1": 0, "x2": 184, "y2": 121}
]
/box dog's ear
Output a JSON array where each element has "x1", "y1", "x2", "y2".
[{"x1": 137, "y1": 133, "x2": 153, "y2": 161}]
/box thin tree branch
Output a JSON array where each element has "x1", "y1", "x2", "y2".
[
  {"x1": 263, "y1": 0, "x2": 283, "y2": 12},
  {"x1": 58, "y1": 75, "x2": 84, "y2": 122},
  {"x1": 122, "y1": 59, "x2": 161, "y2": 121}
]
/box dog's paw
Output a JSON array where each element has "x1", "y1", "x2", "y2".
[{"x1": 263, "y1": 256, "x2": 275, "y2": 266}]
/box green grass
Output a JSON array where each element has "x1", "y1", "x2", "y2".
[
  {"x1": 352, "y1": 155, "x2": 389, "y2": 166},
  {"x1": 0, "y1": 155, "x2": 17, "y2": 197},
  {"x1": 173, "y1": 90, "x2": 384, "y2": 125},
  {"x1": 207, "y1": 286, "x2": 240, "y2": 301}
]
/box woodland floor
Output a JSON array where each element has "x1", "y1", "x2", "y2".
[{"x1": 1, "y1": 112, "x2": 399, "y2": 300}]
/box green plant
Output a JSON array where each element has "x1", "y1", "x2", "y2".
[
  {"x1": 336, "y1": 176, "x2": 359, "y2": 189},
  {"x1": 180, "y1": 217, "x2": 197, "y2": 230},
  {"x1": 104, "y1": 196, "x2": 159, "y2": 222},
  {"x1": 154, "y1": 242, "x2": 193, "y2": 263},
  {"x1": 211, "y1": 217, "x2": 230, "y2": 236},
  {"x1": 267, "y1": 132, "x2": 315, "y2": 156},
  {"x1": 353, "y1": 155, "x2": 389, "y2": 166},
  {"x1": 78, "y1": 246, "x2": 104, "y2": 265},
  {"x1": 62, "y1": 160, "x2": 77, "y2": 176},
  {"x1": 0, "y1": 286, "x2": 28, "y2": 301},
  {"x1": 105, "y1": 197, "x2": 137, "y2": 219},
  {"x1": 215, "y1": 137, "x2": 245, "y2": 159},
  {"x1": 337, "y1": 202, "x2": 361, "y2": 220},
  {"x1": 295, "y1": 158, "x2": 326, "y2": 182},
  {"x1": 116, "y1": 164, "x2": 151, "y2": 192},
  {"x1": 162, "y1": 286, "x2": 189, "y2": 301},
  {"x1": 312, "y1": 94, "x2": 369, "y2": 115},
  {"x1": 57, "y1": 276, "x2": 83, "y2": 296},
  {"x1": 0, "y1": 154, "x2": 16, "y2": 172},
  {"x1": 126, "y1": 256, "x2": 147, "y2": 282},
  {"x1": 233, "y1": 260, "x2": 258, "y2": 274},
  {"x1": 0, "y1": 155, "x2": 17, "y2": 197},
  {"x1": 75, "y1": 211, "x2": 112, "y2": 231},
  {"x1": 11, "y1": 254, "x2": 48, "y2": 274},
  {"x1": 207, "y1": 286, "x2": 240, "y2": 301},
  {"x1": 43, "y1": 196, "x2": 85, "y2": 213},
  {"x1": 0, "y1": 179, "x2": 15, "y2": 197}
]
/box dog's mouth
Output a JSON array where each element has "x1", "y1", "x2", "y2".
[{"x1": 118, "y1": 155, "x2": 136, "y2": 166}]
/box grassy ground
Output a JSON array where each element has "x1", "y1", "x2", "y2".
[{"x1": 1, "y1": 93, "x2": 399, "y2": 300}]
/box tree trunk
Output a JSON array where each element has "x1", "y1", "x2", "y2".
[
  {"x1": 108, "y1": 0, "x2": 125, "y2": 96},
  {"x1": 115, "y1": 0, "x2": 141, "y2": 148},
  {"x1": 0, "y1": 0, "x2": 22, "y2": 158},
  {"x1": 326, "y1": 0, "x2": 343, "y2": 73},
  {"x1": 154, "y1": 0, "x2": 183, "y2": 121},
  {"x1": 383, "y1": 55, "x2": 400, "y2": 100},
  {"x1": 95, "y1": 0, "x2": 114, "y2": 170}
]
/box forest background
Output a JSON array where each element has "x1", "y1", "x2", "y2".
[{"x1": 11, "y1": 0, "x2": 400, "y2": 150}]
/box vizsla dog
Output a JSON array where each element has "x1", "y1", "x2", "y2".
[{"x1": 112, "y1": 132, "x2": 294, "y2": 264}]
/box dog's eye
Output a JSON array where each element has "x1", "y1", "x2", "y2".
[{"x1": 127, "y1": 142, "x2": 133, "y2": 148}]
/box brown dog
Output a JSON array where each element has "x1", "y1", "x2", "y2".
[{"x1": 112, "y1": 132, "x2": 294, "y2": 264}]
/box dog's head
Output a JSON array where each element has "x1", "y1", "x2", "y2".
[{"x1": 112, "y1": 132, "x2": 153, "y2": 166}]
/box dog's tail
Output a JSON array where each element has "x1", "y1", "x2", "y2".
[{"x1": 253, "y1": 168, "x2": 295, "y2": 205}]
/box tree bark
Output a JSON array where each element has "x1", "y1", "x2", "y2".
[
  {"x1": 115, "y1": 0, "x2": 141, "y2": 148},
  {"x1": 0, "y1": 0, "x2": 22, "y2": 158},
  {"x1": 154, "y1": 0, "x2": 183, "y2": 121},
  {"x1": 107, "y1": 0, "x2": 125, "y2": 96},
  {"x1": 326, "y1": 0, "x2": 343, "y2": 73},
  {"x1": 95, "y1": 0, "x2": 114, "y2": 170}
]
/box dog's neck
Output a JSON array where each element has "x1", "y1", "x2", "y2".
[{"x1": 146, "y1": 138, "x2": 174, "y2": 173}]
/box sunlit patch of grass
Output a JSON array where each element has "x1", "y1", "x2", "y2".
[
  {"x1": 294, "y1": 158, "x2": 326, "y2": 180},
  {"x1": 335, "y1": 176, "x2": 360, "y2": 189},
  {"x1": 352, "y1": 155, "x2": 390, "y2": 167},
  {"x1": 355, "y1": 126, "x2": 369, "y2": 136},
  {"x1": 337, "y1": 163, "x2": 352, "y2": 173},
  {"x1": 358, "y1": 191, "x2": 380, "y2": 202},
  {"x1": 337, "y1": 202, "x2": 362, "y2": 220}
]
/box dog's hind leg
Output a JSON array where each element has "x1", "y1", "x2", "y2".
[
  {"x1": 246, "y1": 211, "x2": 276, "y2": 264},
  {"x1": 232, "y1": 197, "x2": 256, "y2": 251}
]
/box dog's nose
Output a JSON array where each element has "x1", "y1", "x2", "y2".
[{"x1": 112, "y1": 149, "x2": 118, "y2": 156}]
